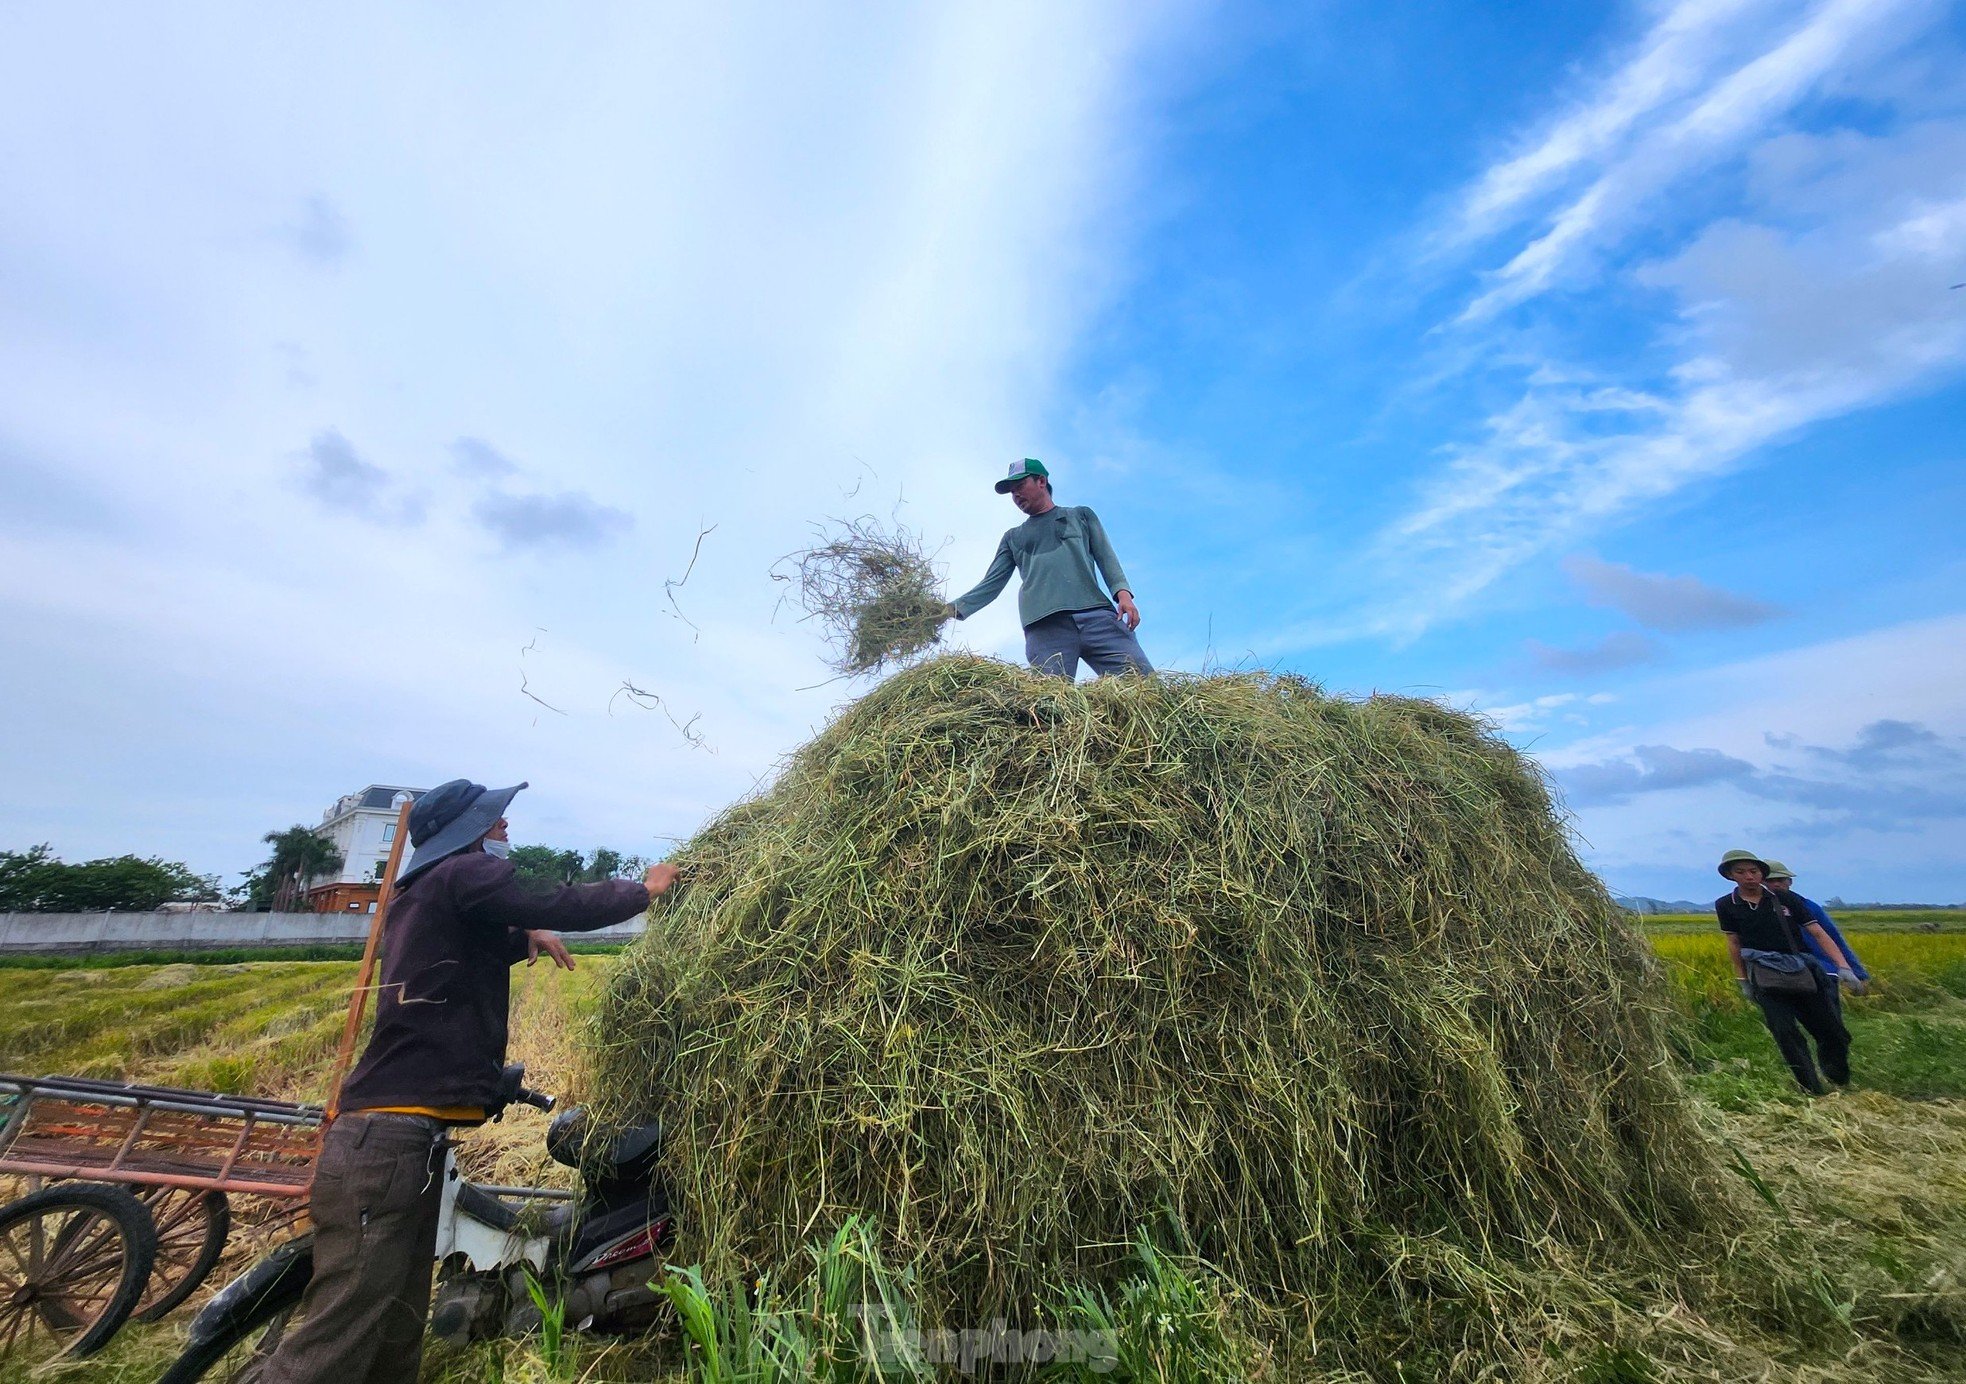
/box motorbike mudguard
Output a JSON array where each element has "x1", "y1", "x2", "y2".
[{"x1": 185, "y1": 1235, "x2": 314, "y2": 1347}]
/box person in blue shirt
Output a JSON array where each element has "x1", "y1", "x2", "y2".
[{"x1": 1764, "y1": 860, "x2": 1869, "y2": 993}]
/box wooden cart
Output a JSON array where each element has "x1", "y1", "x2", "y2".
[
  {"x1": 0, "y1": 799, "x2": 413, "y2": 1368},
  {"x1": 0, "y1": 1072, "x2": 321, "y2": 1365}
]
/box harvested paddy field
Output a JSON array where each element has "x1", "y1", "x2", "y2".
[{"x1": 2, "y1": 929, "x2": 1964, "y2": 1381}]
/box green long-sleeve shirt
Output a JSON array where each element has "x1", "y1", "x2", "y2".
[{"x1": 951, "y1": 504, "x2": 1133, "y2": 629}]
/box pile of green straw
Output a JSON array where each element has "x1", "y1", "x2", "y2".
[{"x1": 594, "y1": 656, "x2": 1729, "y2": 1364}]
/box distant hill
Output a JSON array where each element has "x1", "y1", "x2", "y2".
[
  {"x1": 1614, "y1": 894, "x2": 1962, "y2": 915},
  {"x1": 1614, "y1": 896, "x2": 1707, "y2": 915}
]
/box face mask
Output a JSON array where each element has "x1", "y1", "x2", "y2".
[{"x1": 482, "y1": 838, "x2": 511, "y2": 859}]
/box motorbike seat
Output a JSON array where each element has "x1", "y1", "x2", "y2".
[
  {"x1": 546, "y1": 1107, "x2": 664, "y2": 1181},
  {"x1": 607, "y1": 1123, "x2": 662, "y2": 1173}
]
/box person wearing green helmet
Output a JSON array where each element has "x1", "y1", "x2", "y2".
[
  {"x1": 945, "y1": 458, "x2": 1153, "y2": 680},
  {"x1": 1714, "y1": 850, "x2": 1859, "y2": 1094},
  {"x1": 1763, "y1": 860, "x2": 1868, "y2": 997}
]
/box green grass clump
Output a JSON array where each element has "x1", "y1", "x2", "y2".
[{"x1": 593, "y1": 655, "x2": 1730, "y2": 1374}]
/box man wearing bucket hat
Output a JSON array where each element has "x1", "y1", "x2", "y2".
[
  {"x1": 1714, "y1": 849, "x2": 1859, "y2": 1094},
  {"x1": 946, "y1": 458, "x2": 1154, "y2": 679},
  {"x1": 264, "y1": 778, "x2": 676, "y2": 1384}
]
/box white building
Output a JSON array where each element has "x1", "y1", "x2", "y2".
[{"x1": 306, "y1": 785, "x2": 425, "y2": 911}]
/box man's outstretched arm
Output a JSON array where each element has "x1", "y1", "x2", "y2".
[
  {"x1": 526, "y1": 863, "x2": 678, "y2": 970},
  {"x1": 948, "y1": 535, "x2": 1016, "y2": 619}
]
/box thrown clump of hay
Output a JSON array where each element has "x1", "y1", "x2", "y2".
[
  {"x1": 780, "y1": 517, "x2": 949, "y2": 675},
  {"x1": 593, "y1": 656, "x2": 1728, "y2": 1362}
]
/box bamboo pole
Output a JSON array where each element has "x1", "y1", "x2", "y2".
[{"x1": 323, "y1": 797, "x2": 415, "y2": 1125}]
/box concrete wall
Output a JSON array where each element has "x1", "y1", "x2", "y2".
[{"x1": 0, "y1": 912, "x2": 649, "y2": 955}]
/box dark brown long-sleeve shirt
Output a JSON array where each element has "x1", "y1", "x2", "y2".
[{"x1": 340, "y1": 850, "x2": 648, "y2": 1113}]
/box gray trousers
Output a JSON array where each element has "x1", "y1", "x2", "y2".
[
  {"x1": 1024, "y1": 607, "x2": 1154, "y2": 679},
  {"x1": 264, "y1": 1113, "x2": 449, "y2": 1384}
]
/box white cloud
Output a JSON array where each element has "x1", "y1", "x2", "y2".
[
  {"x1": 1440, "y1": 0, "x2": 1782, "y2": 249},
  {"x1": 1529, "y1": 612, "x2": 1966, "y2": 899},
  {"x1": 0, "y1": 3, "x2": 1194, "y2": 877},
  {"x1": 1459, "y1": 0, "x2": 1936, "y2": 322},
  {"x1": 1356, "y1": 5, "x2": 1966, "y2": 640},
  {"x1": 1459, "y1": 691, "x2": 1580, "y2": 734}
]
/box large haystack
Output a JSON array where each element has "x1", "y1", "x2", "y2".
[{"x1": 593, "y1": 656, "x2": 1721, "y2": 1339}]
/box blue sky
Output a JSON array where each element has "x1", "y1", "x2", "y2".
[{"x1": 2, "y1": 2, "x2": 1962, "y2": 904}]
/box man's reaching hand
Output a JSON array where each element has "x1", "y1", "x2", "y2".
[{"x1": 525, "y1": 929, "x2": 575, "y2": 971}]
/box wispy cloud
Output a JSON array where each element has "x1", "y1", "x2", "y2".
[
  {"x1": 1526, "y1": 629, "x2": 1661, "y2": 675},
  {"x1": 293, "y1": 429, "x2": 422, "y2": 523},
  {"x1": 1562, "y1": 555, "x2": 1779, "y2": 630},
  {"x1": 1457, "y1": 0, "x2": 1933, "y2": 322},
  {"x1": 1560, "y1": 719, "x2": 1966, "y2": 822},
  {"x1": 1441, "y1": 0, "x2": 1780, "y2": 251},
  {"x1": 472, "y1": 490, "x2": 633, "y2": 550},
  {"x1": 1361, "y1": 0, "x2": 1966, "y2": 640},
  {"x1": 1472, "y1": 690, "x2": 1614, "y2": 733},
  {"x1": 273, "y1": 195, "x2": 353, "y2": 267}
]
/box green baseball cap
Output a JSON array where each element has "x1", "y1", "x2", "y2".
[
  {"x1": 1717, "y1": 849, "x2": 1768, "y2": 879},
  {"x1": 994, "y1": 458, "x2": 1049, "y2": 493}
]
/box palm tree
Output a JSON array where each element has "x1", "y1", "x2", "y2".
[{"x1": 252, "y1": 827, "x2": 344, "y2": 911}]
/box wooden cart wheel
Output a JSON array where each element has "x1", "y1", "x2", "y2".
[
  {"x1": 134, "y1": 1187, "x2": 231, "y2": 1322},
  {"x1": 0, "y1": 1182, "x2": 157, "y2": 1364}
]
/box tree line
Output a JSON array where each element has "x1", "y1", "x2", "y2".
[
  {"x1": 3, "y1": 836, "x2": 650, "y2": 913},
  {"x1": 0, "y1": 845, "x2": 220, "y2": 913}
]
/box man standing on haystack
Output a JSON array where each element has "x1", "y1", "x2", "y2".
[
  {"x1": 946, "y1": 458, "x2": 1154, "y2": 679},
  {"x1": 263, "y1": 778, "x2": 676, "y2": 1384},
  {"x1": 1714, "y1": 849, "x2": 1861, "y2": 1095}
]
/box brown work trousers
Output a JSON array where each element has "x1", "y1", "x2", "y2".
[{"x1": 263, "y1": 1112, "x2": 448, "y2": 1384}]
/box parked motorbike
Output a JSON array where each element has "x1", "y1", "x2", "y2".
[{"x1": 158, "y1": 1065, "x2": 672, "y2": 1383}]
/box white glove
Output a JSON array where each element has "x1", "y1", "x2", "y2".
[{"x1": 1836, "y1": 967, "x2": 1867, "y2": 995}]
